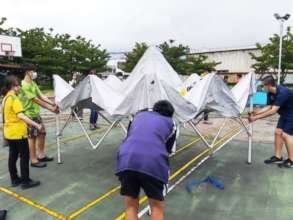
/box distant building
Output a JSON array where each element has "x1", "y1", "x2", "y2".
[
  {"x1": 107, "y1": 52, "x2": 127, "y2": 76},
  {"x1": 190, "y1": 46, "x2": 261, "y2": 74}
]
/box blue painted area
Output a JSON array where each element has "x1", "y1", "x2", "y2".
[{"x1": 252, "y1": 92, "x2": 267, "y2": 106}]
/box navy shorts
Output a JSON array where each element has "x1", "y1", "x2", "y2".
[
  {"x1": 118, "y1": 171, "x2": 167, "y2": 201},
  {"x1": 277, "y1": 117, "x2": 293, "y2": 135}
]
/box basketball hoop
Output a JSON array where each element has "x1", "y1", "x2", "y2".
[
  {"x1": 4, "y1": 50, "x2": 15, "y2": 60},
  {"x1": 0, "y1": 35, "x2": 22, "y2": 57},
  {"x1": 4, "y1": 51, "x2": 15, "y2": 56}
]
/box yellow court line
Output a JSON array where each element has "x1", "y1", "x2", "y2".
[
  {"x1": 114, "y1": 127, "x2": 241, "y2": 220},
  {"x1": 0, "y1": 187, "x2": 67, "y2": 220},
  {"x1": 67, "y1": 136, "x2": 203, "y2": 219},
  {"x1": 68, "y1": 186, "x2": 121, "y2": 219}
]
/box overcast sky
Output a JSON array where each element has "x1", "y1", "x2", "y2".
[{"x1": 2, "y1": 0, "x2": 293, "y2": 52}]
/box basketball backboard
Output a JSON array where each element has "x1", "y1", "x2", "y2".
[{"x1": 0, "y1": 35, "x2": 22, "y2": 57}]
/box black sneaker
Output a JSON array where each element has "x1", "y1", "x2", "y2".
[
  {"x1": 264, "y1": 156, "x2": 283, "y2": 164},
  {"x1": 21, "y1": 179, "x2": 41, "y2": 190},
  {"x1": 38, "y1": 156, "x2": 54, "y2": 162},
  {"x1": 278, "y1": 159, "x2": 293, "y2": 168},
  {"x1": 11, "y1": 178, "x2": 22, "y2": 187},
  {"x1": 31, "y1": 161, "x2": 47, "y2": 168}
]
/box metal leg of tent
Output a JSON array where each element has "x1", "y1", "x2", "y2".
[
  {"x1": 73, "y1": 110, "x2": 95, "y2": 148},
  {"x1": 55, "y1": 113, "x2": 73, "y2": 164},
  {"x1": 98, "y1": 111, "x2": 127, "y2": 134},
  {"x1": 119, "y1": 121, "x2": 127, "y2": 134},
  {"x1": 248, "y1": 97, "x2": 253, "y2": 164},
  {"x1": 94, "y1": 119, "x2": 120, "y2": 149},
  {"x1": 98, "y1": 112, "x2": 113, "y2": 125},
  {"x1": 58, "y1": 113, "x2": 73, "y2": 136},
  {"x1": 233, "y1": 117, "x2": 251, "y2": 137},
  {"x1": 188, "y1": 121, "x2": 212, "y2": 149},
  {"x1": 56, "y1": 114, "x2": 62, "y2": 164},
  {"x1": 210, "y1": 119, "x2": 227, "y2": 148},
  {"x1": 232, "y1": 113, "x2": 253, "y2": 164}
]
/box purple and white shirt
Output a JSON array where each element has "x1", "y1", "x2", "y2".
[{"x1": 116, "y1": 111, "x2": 176, "y2": 183}]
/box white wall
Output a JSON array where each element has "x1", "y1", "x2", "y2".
[{"x1": 194, "y1": 49, "x2": 261, "y2": 73}]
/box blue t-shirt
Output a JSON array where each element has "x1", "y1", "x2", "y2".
[
  {"x1": 116, "y1": 111, "x2": 176, "y2": 183},
  {"x1": 267, "y1": 85, "x2": 293, "y2": 119}
]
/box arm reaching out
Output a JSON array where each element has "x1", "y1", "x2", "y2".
[
  {"x1": 33, "y1": 97, "x2": 59, "y2": 113},
  {"x1": 17, "y1": 112, "x2": 42, "y2": 130},
  {"x1": 39, "y1": 94, "x2": 55, "y2": 106},
  {"x1": 253, "y1": 105, "x2": 272, "y2": 116},
  {"x1": 249, "y1": 106, "x2": 279, "y2": 122}
]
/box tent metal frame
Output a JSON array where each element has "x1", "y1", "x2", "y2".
[
  {"x1": 55, "y1": 109, "x2": 127, "y2": 164},
  {"x1": 56, "y1": 98, "x2": 254, "y2": 165},
  {"x1": 182, "y1": 97, "x2": 253, "y2": 164}
]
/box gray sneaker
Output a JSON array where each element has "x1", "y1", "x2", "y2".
[{"x1": 89, "y1": 124, "x2": 96, "y2": 130}]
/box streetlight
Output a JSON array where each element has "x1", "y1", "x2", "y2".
[{"x1": 274, "y1": 13, "x2": 290, "y2": 84}]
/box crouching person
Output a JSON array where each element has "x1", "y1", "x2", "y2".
[
  {"x1": 116, "y1": 100, "x2": 177, "y2": 220},
  {"x1": 2, "y1": 76, "x2": 41, "y2": 189}
]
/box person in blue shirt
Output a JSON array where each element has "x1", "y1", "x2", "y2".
[
  {"x1": 249, "y1": 75, "x2": 293, "y2": 168},
  {"x1": 116, "y1": 100, "x2": 176, "y2": 220}
]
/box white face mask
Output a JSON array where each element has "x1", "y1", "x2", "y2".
[{"x1": 32, "y1": 71, "x2": 38, "y2": 80}]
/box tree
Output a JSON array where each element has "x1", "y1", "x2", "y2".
[
  {"x1": 0, "y1": 17, "x2": 109, "y2": 81},
  {"x1": 186, "y1": 54, "x2": 220, "y2": 74},
  {"x1": 122, "y1": 42, "x2": 148, "y2": 72},
  {"x1": 250, "y1": 27, "x2": 293, "y2": 84},
  {"x1": 158, "y1": 40, "x2": 190, "y2": 75}
]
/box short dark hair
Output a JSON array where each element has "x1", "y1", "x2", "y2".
[
  {"x1": 262, "y1": 75, "x2": 276, "y2": 86},
  {"x1": 22, "y1": 63, "x2": 35, "y2": 72},
  {"x1": 87, "y1": 68, "x2": 96, "y2": 75},
  {"x1": 153, "y1": 100, "x2": 175, "y2": 117},
  {"x1": 1, "y1": 75, "x2": 19, "y2": 96}
]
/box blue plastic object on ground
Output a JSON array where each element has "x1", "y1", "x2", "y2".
[{"x1": 186, "y1": 176, "x2": 224, "y2": 193}]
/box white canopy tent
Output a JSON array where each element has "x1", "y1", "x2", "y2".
[
  {"x1": 231, "y1": 72, "x2": 256, "y2": 113},
  {"x1": 183, "y1": 73, "x2": 201, "y2": 89},
  {"x1": 104, "y1": 75, "x2": 123, "y2": 91},
  {"x1": 185, "y1": 73, "x2": 240, "y2": 117},
  {"x1": 53, "y1": 47, "x2": 196, "y2": 163},
  {"x1": 53, "y1": 75, "x2": 74, "y2": 105},
  {"x1": 180, "y1": 72, "x2": 256, "y2": 163},
  {"x1": 120, "y1": 46, "x2": 183, "y2": 91},
  {"x1": 54, "y1": 74, "x2": 128, "y2": 163},
  {"x1": 53, "y1": 46, "x2": 257, "y2": 164}
]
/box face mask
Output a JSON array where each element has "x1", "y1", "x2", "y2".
[{"x1": 32, "y1": 71, "x2": 38, "y2": 80}]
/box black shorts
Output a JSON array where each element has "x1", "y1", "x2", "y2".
[
  {"x1": 277, "y1": 117, "x2": 293, "y2": 135},
  {"x1": 27, "y1": 116, "x2": 46, "y2": 138},
  {"x1": 118, "y1": 171, "x2": 168, "y2": 201}
]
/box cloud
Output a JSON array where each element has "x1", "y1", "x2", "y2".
[{"x1": 1, "y1": 0, "x2": 293, "y2": 51}]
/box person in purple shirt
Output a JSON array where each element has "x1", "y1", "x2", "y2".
[
  {"x1": 116, "y1": 100, "x2": 176, "y2": 220},
  {"x1": 249, "y1": 75, "x2": 293, "y2": 168}
]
